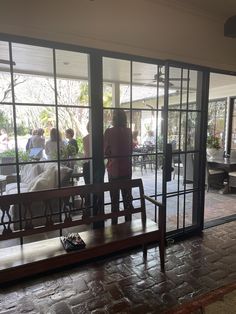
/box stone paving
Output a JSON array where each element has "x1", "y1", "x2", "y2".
[{"x1": 1, "y1": 221, "x2": 236, "y2": 313}]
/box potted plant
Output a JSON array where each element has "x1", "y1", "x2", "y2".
[{"x1": 206, "y1": 135, "x2": 221, "y2": 159}]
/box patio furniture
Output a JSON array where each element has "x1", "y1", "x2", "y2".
[
  {"x1": 228, "y1": 172, "x2": 236, "y2": 191},
  {"x1": 230, "y1": 150, "x2": 236, "y2": 159},
  {"x1": 173, "y1": 152, "x2": 194, "y2": 184},
  {"x1": 206, "y1": 162, "x2": 227, "y2": 192},
  {"x1": 172, "y1": 150, "x2": 183, "y2": 180},
  {"x1": 0, "y1": 157, "x2": 16, "y2": 175},
  {"x1": 206, "y1": 157, "x2": 236, "y2": 193},
  {"x1": 0, "y1": 175, "x2": 6, "y2": 195},
  {"x1": 133, "y1": 145, "x2": 156, "y2": 174}
]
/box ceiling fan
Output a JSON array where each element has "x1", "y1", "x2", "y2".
[
  {"x1": 154, "y1": 69, "x2": 190, "y2": 84},
  {"x1": 134, "y1": 68, "x2": 193, "y2": 91}
]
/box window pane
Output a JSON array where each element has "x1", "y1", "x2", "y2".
[
  {"x1": 103, "y1": 57, "x2": 131, "y2": 108},
  {"x1": 207, "y1": 98, "x2": 226, "y2": 149},
  {"x1": 55, "y1": 50, "x2": 89, "y2": 106},
  {"x1": 15, "y1": 105, "x2": 55, "y2": 160},
  {"x1": 0, "y1": 104, "x2": 14, "y2": 155},
  {"x1": 132, "y1": 62, "x2": 158, "y2": 110},
  {"x1": 12, "y1": 43, "x2": 55, "y2": 104},
  {"x1": 0, "y1": 41, "x2": 12, "y2": 103}
]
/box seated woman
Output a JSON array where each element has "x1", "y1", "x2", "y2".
[{"x1": 45, "y1": 128, "x2": 66, "y2": 160}]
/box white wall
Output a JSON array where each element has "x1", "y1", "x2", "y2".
[{"x1": 0, "y1": 0, "x2": 236, "y2": 71}]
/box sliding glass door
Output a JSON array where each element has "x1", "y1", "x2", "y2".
[
  {"x1": 101, "y1": 57, "x2": 208, "y2": 236},
  {"x1": 163, "y1": 63, "x2": 208, "y2": 236}
]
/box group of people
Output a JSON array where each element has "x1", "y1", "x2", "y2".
[
  {"x1": 25, "y1": 111, "x2": 154, "y2": 190},
  {"x1": 26, "y1": 127, "x2": 78, "y2": 160},
  {"x1": 1, "y1": 111, "x2": 154, "y2": 224},
  {"x1": 132, "y1": 129, "x2": 155, "y2": 150}
]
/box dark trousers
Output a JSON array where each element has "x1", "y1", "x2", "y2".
[
  {"x1": 83, "y1": 162, "x2": 91, "y2": 185},
  {"x1": 108, "y1": 175, "x2": 133, "y2": 225},
  {"x1": 82, "y1": 162, "x2": 91, "y2": 217}
]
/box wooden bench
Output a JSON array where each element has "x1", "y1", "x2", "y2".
[{"x1": 0, "y1": 178, "x2": 165, "y2": 284}]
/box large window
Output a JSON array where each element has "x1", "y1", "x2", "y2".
[{"x1": 0, "y1": 41, "x2": 91, "y2": 194}]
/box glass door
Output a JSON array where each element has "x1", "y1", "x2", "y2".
[
  {"x1": 163, "y1": 63, "x2": 208, "y2": 236},
  {"x1": 102, "y1": 57, "x2": 165, "y2": 223},
  {"x1": 229, "y1": 97, "x2": 236, "y2": 154},
  {"x1": 101, "y1": 56, "x2": 208, "y2": 236}
]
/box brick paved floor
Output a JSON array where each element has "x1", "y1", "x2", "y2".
[{"x1": 1, "y1": 221, "x2": 236, "y2": 313}]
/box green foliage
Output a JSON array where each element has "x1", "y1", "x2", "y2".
[
  {"x1": 207, "y1": 135, "x2": 221, "y2": 149},
  {"x1": 0, "y1": 149, "x2": 30, "y2": 162},
  {"x1": 78, "y1": 82, "x2": 89, "y2": 105},
  {"x1": 76, "y1": 137, "x2": 84, "y2": 156},
  {"x1": 60, "y1": 144, "x2": 77, "y2": 159},
  {"x1": 0, "y1": 110, "x2": 10, "y2": 132},
  {"x1": 16, "y1": 124, "x2": 28, "y2": 136},
  {"x1": 0, "y1": 149, "x2": 15, "y2": 158},
  {"x1": 18, "y1": 150, "x2": 30, "y2": 162}
]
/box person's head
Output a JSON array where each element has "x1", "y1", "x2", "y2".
[
  {"x1": 112, "y1": 109, "x2": 127, "y2": 128},
  {"x1": 0, "y1": 128, "x2": 6, "y2": 135},
  {"x1": 65, "y1": 128, "x2": 74, "y2": 139},
  {"x1": 32, "y1": 129, "x2": 38, "y2": 136},
  {"x1": 50, "y1": 128, "x2": 61, "y2": 142},
  {"x1": 38, "y1": 128, "x2": 44, "y2": 136}
]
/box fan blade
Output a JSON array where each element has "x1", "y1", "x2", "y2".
[{"x1": 169, "y1": 78, "x2": 189, "y2": 81}]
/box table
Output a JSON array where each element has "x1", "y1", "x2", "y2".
[
  {"x1": 207, "y1": 158, "x2": 236, "y2": 172},
  {"x1": 71, "y1": 171, "x2": 83, "y2": 185},
  {"x1": 0, "y1": 175, "x2": 7, "y2": 195},
  {"x1": 207, "y1": 158, "x2": 236, "y2": 194}
]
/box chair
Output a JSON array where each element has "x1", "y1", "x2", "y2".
[
  {"x1": 206, "y1": 162, "x2": 227, "y2": 192},
  {"x1": 182, "y1": 153, "x2": 195, "y2": 184},
  {"x1": 230, "y1": 150, "x2": 236, "y2": 159},
  {"x1": 214, "y1": 149, "x2": 224, "y2": 159},
  {"x1": 173, "y1": 153, "x2": 194, "y2": 184},
  {"x1": 0, "y1": 157, "x2": 16, "y2": 175},
  {"x1": 228, "y1": 172, "x2": 236, "y2": 192},
  {"x1": 172, "y1": 151, "x2": 183, "y2": 180}
]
